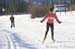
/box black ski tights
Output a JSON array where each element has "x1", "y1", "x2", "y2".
[{"x1": 42, "y1": 23, "x2": 54, "y2": 43}]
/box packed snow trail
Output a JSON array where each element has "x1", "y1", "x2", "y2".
[
  {"x1": 0, "y1": 11, "x2": 75, "y2": 49},
  {"x1": 0, "y1": 29, "x2": 38, "y2": 49},
  {"x1": 0, "y1": 15, "x2": 37, "y2": 49}
]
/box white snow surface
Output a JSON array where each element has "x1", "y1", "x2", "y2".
[{"x1": 0, "y1": 11, "x2": 75, "y2": 49}]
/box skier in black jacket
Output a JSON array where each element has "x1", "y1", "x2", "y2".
[{"x1": 10, "y1": 13, "x2": 15, "y2": 28}]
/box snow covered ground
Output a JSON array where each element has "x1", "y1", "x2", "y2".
[{"x1": 0, "y1": 11, "x2": 75, "y2": 49}]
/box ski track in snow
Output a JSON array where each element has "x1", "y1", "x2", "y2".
[
  {"x1": 0, "y1": 11, "x2": 75, "y2": 49},
  {"x1": 0, "y1": 29, "x2": 38, "y2": 49}
]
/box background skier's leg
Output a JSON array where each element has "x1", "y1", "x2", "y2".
[
  {"x1": 13, "y1": 23, "x2": 15, "y2": 27},
  {"x1": 11, "y1": 22, "x2": 13, "y2": 28}
]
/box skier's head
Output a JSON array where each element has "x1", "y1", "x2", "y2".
[{"x1": 49, "y1": 5, "x2": 54, "y2": 12}]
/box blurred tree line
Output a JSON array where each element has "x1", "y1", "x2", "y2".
[
  {"x1": 28, "y1": 0, "x2": 75, "y2": 18},
  {"x1": 0, "y1": 0, "x2": 28, "y2": 15},
  {"x1": 0, "y1": 0, "x2": 75, "y2": 17},
  {"x1": 30, "y1": 0, "x2": 75, "y2": 18},
  {"x1": 28, "y1": 0, "x2": 51, "y2": 18}
]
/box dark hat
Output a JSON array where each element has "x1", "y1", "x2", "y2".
[
  {"x1": 50, "y1": 5, "x2": 54, "y2": 11},
  {"x1": 50, "y1": 8, "x2": 54, "y2": 12}
]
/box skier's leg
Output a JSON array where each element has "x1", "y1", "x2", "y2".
[
  {"x1": 13, "y1": 23, "x2": 15, "y2": 27},
  {"x1": 42, "y1": 23, "x2": 49, "y2": 43},
  {"x1": 11, "y1": 22, "x2": 12, "y2": 28},
  {"x1": 14, "y1": 23, "x2": 15, "y2": 27},
  {"x1": 11, "y1": 25, "x2": 12, "y2": 28},
  {"x1": 50, "y1": 23, "x2": 55, "y2": 41}
]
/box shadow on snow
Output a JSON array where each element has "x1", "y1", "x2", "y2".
[{"x1": 2, "y1": 29, "x2": 37, "y2": 49}]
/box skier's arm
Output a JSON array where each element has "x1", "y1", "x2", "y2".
[
  {"x1": 40, "y1": 13, "x2": 48, "y2": 23},
  {"x1": 54, "y1": 14, "x2": 61, "y2": 24}
]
